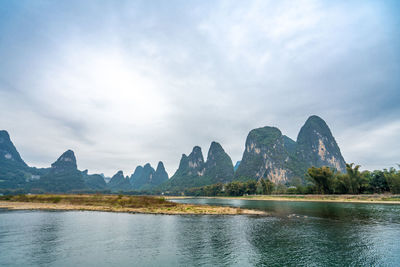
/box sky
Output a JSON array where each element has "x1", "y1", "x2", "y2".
[{"x1": 0, "y1": 0, "x2": 399, "y2": 177}]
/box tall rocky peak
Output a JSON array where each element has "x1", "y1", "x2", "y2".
[
  {"x1": 130, "y1": 163, "x2": 169, "y2": 190},
  {"x1": 112, "y1": 170, "x2": 124, "y2": 180},
  {"x1": 163, "y1": 146, "x2": 208, "y2": 190},
  {"x1": 296, "y1": 115, "x2": 346, "y2": 172},
  {"x1": 51, "y1": 150, "x2": 77, "y2": 173},
  {"x1": 142, "y1": 163, "x2": 156, "y2": 182},
  {"x1": 156, "y1": 161, "x2": 166, "y2": 174},
  {"x1": 174, "y1": 146, "x2": 206, "y2": 177},
  {"x1": 153, "y1": 161, "x2": 168, "y2": 184},
  {"x1": 188, "y1": 146, "x2": 205, "y2": 172},
  {"x1": 177, "y1": 154, "x2": 189, "y2": 172},
  {"x1": 108, "y1": 170, "x2": 131, "y2": 191},
  {"x1": 36, "y1": 149, "x2": 86, "y2": 192},
  {"x1": 233, "y1": 116, "x2": 347, "y2": 184},
  {"x1": 235, "y1": 126, "x2": 292, "y2": 183},
  {"x1": 129, "y1": 166, "x2": 144, "y2": 184},
  {"x1": 0, "y1": 130, "x2": 27, "y2": 166},
  {"x1": 204, "y1": 141, "x2": 234, "y2": 183}
]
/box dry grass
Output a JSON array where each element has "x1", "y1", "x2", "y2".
[{"x1": 0, "y1": 194, "x2": 265, "y2": 215}]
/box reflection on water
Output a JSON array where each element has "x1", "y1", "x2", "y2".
[{"x1": 0, "y1": 199, "x2": 400, "y2": 266}]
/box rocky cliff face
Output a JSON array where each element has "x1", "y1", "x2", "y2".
[
  {"x1": 130, "y1": 162, "x2": 169, "y2": 190},
  {"x1": 82, "y1": 170, "x2": 107, "y2": 190},
  {"x1": 234, "y1": 127, "x2": 292, "y2": 183},
  {"x1": 162, "y1": 146, "x2": 206, "y2": 190},
  {"x1": 0, "y1": 130, "x2": 27, "y2": 167},
  {"x1": 131, "y1": 163, "x2": 155, "y2": 190},
  {"x1": 204, "y1": 142, "x2": 234, "y2": 183},
  {"x1": 0, "y1": 130, "x2": 32, "y2": 189},
  {"x1": 108, "y1": 170, "x2": 131, "y2": 191},
  {"x1": 34, "y1": 150, "x2": 86, "y2": 192},
  {"x1": 283, "y1": 135, "x2": 297, "y2": 155},
  {"x1": 0, "y1": 115, "x2": 346, "y2": 192},
  {"x1": 51, "y1": 150, "x2": 77, "y2": 174},
  {"x1": 153, "y1": 161, "x2": 169, "y2": 185},
  {"x1": 162, "y1": 143, "x2": 234, "y2": 190},
  {"x1": 235, "y1": 115, "x2": 346, "y2": 184},
  {"x1": 129, "y1": 166, "x2": 142, "y2": 184},
  {"x1": 182, "y1": 146, "x2": 206, "y2": 177},
  {"x1": 296, "y1": 115, "x2": 346, "y2": 172}
]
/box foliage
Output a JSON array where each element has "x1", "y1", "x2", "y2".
[
  {"x1": 304, "y1": 164, "x2": 400, "y2": 195},
  {"x1": 307, "y1": 166, "x2": 336, "y2": 194},
  {"x1": 257, "y1": 178, "x2": 274, "y2": 194},
  {"x1": 384, "y1": 167, "x2": 400, "y2": 194},
  {"x1": 344, "y1": 163, "x2": 366, "y2": 194},
  {"x1": 184, "y1": 180, "x2": 259, "y2": 197},
  {"x1": 181, "y1": 164, "x2": 400, "y2": 196},
  {"x1": 369, "y1": 170, "x2": 389, "y2": 193}
]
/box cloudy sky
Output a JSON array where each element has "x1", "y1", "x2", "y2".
[{"x1": 0, "y1": 0, "x2": 399, "y2": 177}]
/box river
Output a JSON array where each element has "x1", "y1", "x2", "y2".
[{"x1": 1, "y1": 198, "x2": 399, "y2": 266}]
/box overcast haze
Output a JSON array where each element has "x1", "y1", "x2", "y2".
[{"x1": 0, "y1": 0, "x2": 399, "y2": 177}]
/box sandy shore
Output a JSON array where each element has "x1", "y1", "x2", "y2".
[
  {"x1": 0, "y1": 201, "x2": 265, "y2": 215},
  {"x1": 167, "y1": 195, "x2": 400, "y2": 205}
]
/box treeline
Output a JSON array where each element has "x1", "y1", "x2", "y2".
[
  {"x1": 184, "y1": 164, "x2": 400, "y2": 196},
  {"x1": 306, "y1": 163, "x2": 400, "y2": 194},
  {"x1": 184, "y1": 179, "x2": 283, "y2": 196}
]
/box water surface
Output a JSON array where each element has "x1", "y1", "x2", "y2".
[{"x1": 0, "y1": 198, "x2": 399, "y2": 266}]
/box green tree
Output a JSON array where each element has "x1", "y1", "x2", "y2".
[
  {"x1": 265, "y1": 179, "x2": 274, "y2": 194},
  {"x1": 225, "y1": 181, "x2": 245, "y2": 196},
  {"x1": 245, "y1": 180, "x2": 257, "y2": 195},
  {"x1": 345, "y1": 163, "x2": 368, "y2": 194},
  {"x1": 384, "y1": 167, "x2": 400, "y2": 194},
  {"x1": 334, "y1": 173, "x2": 350, "y2": 194},
  {"x1": 369, "y1": 170, "x2": 389, "y2": 193},
  {"x1": 258, "y1": 178, "x2": 274, "y2": 195},
  {"x1": 307, "y1": 166, "x2": 335, "y2": 194}
]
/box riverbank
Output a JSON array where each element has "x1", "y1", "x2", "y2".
[
  {"x1": 0, "y1": 194, "x2": 265, "y2": 215},
  {"x1": 167, "y1": 194, "x2": 400, "y2": 204}
]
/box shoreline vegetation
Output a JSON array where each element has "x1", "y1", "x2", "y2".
[
  {"x1": 167, "y1": 194, "x2": 400, "y2": 204},
  {"x1": 0, "y1": 194, "x2": 265, "y2": 215},
  {"x1": 178, "y1": 165, "x2": 400, "y2": 198}
]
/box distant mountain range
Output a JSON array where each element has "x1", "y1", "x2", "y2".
[{"x1": 0, "y1": 115, "x2": 346, "y2": 193}]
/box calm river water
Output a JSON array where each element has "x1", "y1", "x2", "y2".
[{"x1": 1, "y1": 198, "x2": 400, "y2": 266}]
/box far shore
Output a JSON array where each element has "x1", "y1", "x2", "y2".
[
  {"x1": 0, "y1": 194, "x2": 265, "y2": 215},
  {"x1": 166, "y1": 194, "x2": 400, "y2": 204}
]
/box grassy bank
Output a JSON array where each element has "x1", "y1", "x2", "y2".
[
  {"x1": 0, "y1": 194, "x2": 264, "y2": 215},
  {"x1": 168, "y1": 194, "x2": 400, "y2": 204}
]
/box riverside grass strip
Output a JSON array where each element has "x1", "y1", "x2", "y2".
[{"x1": 0, "y1": 194, "x2": 265, "y2": 215}]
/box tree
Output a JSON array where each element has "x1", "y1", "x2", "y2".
[
  {"x1": 307, "y1": 166, "x2": 335, "y2": 194},
  {"x1": 245, "y1": 180, "x2": 257, "y2": 195},
  {"x1": 384, "y1": 167, "x2": 400, "y2": 194},
  {"x1": 334, "y1": 173, "x2": 350, "y2": 194},
  {"x1": 265, "y1": 179, "x2": 274, "y2": 194},
  {"x1": 225, "y1": 181, "x2": 245, "y2": 196},
  {"x1": 369, "y1": 170, "x2": 389, "y2": 193},
  {"x1": 345, "y1": 163, "x2": 368, "y2": 194},
  {"x1": 258, "y1": 178, "x2": 274, "y2": 195}
]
